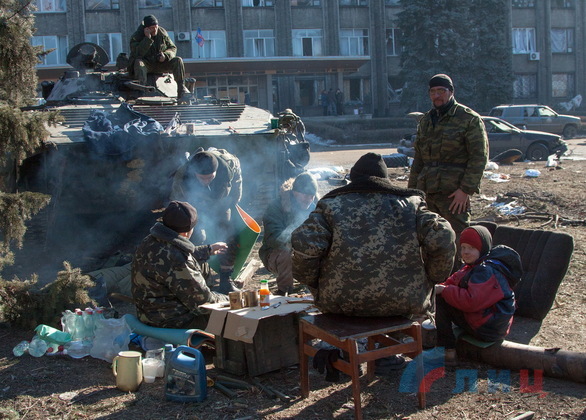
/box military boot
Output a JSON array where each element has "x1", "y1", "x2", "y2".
[{"x1": 216, "y1": 270, "x2": 239, "y2": 295}]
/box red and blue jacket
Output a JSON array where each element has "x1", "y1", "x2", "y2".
[{"x1": 441, "y1": 245, "x2": 522, "y2": 341}]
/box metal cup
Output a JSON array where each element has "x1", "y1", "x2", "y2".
[
  {"x1": 243, "y1": 290, "x2": 259, "y2": 307},
  {"x1": 229, "y1": 291, "x2": 244, "y2": 310}
]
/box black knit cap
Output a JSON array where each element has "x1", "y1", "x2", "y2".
[
  {"x1": 143, "y1": 15, "x2": 158, "y2": 27},
  {"x1": 191, "y1": 151, "x2": 219, "y2": 175},
  {"x1": 163, "y1": 201, "x2": 198, "y2": 233},
  {"x1": 429, "y1": 74, "x2": 454, "y2": 92},
  {"x1": 349, "y1": 153, "x2": 388, "y2": 181}
]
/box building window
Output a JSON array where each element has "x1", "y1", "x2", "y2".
[
  {"x1": 386, "y1": 28, "x2": 401, "y2": 56},
  {"x1": 512, "y1": 28, "x2": 536, "y2": 54},
  {"x1": 242, "y1": 0, "x2": 273, "y2": 6},
  {"x1": 291, "y1": 0, "x2": 320, "y2": 5},
  {"x1": 192, "y1": 0, "x2": 223, "y2": 6},
  {"x1": 551, "y1": 29, "x2": 574, "y2": 53},
  {"x1": 244, "y1": 30, "x2": 275, "y2": 57},
  {"x1": 513, "y1": 74, "x2": 537, "y2": 99},
  {"x1": 85, "y1": 33, "x2": 123, "y2": 63},
  {"x1": 35, "y1": 0, "x2": 66, "y2": 12},
  {"x1": 138, "y1": 0, "x2": 172, "y2": 7},
  {"x1": 86, "y1": 0, "x2": 119, "y2": 10},
  {"x1": 552, "y1": 74, "x2": 574, "y2": 98},
  {"x1": 340, "y1": 0, "x2": 368, "y2": 5},
  {"x1": 552, "y1": 0, "x2": 574, "y2": 8},
  {"x1": 385, "y1": 0, "x2": 400, "y2": 4},
  {"x1": 192, "y1": 30, "x2": 227, "y2": 58},
  {"x1": 32, "y1": 35, "x2": 68, "y2": 65},
  {"x1": 292, "y1": 29, "x2": 323, "y2": 56},
  {"x1": 512, "y1": 0, "x2": 535, "y2": 7},
  {"x1": 340, "y1": 29, "x2": 368, "y2": 56}
]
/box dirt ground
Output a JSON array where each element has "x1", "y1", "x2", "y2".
[{"x1": 1, "y1": 145, "x2": 586, "y2": 419}]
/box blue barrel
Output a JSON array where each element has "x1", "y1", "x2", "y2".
[{"x1": 164, "y1": 345, "x2": 207, "y2": 402}]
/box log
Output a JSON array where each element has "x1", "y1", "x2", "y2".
[
  {"x1": 456, "y1": 339, "x2": 586, "y2": 383},
  {"x1": 236, "y1": 258, "x2": 262, "y2": 290}
]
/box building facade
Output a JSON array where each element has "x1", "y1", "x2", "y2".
[{"x1": 33, "y1": 0, "x2": 586, "y2": 116}]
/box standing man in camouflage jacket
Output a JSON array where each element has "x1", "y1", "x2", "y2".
[
  {"x1": 408, "y1": 74, "x2": 488, "y2": 267},
  {"x1": 129, "y1": 14, "x2": 188, "y2": 100},
  {"x1": 170, "y1": 148, "x2": 242, "y2": 294},
  {"x1": 291, "y1": 153, "x2": 456, "y2": 317},
  {"x1": 131, "y1": 201, "x2": 228, "y2": 329}
]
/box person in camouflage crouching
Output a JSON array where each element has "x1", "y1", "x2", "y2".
[
  {"x1": 292, "y1": 153, "x2": 456, "y2": 317},
  {"x1": 408, "y1": 74, "x2": 488, "y2": 269},
  {"x1": 259, "y1": 172, "x2": 319, "y2": 296},
  {"x1": 131, "y1": 201, "x2": 228, "y2": 329}
]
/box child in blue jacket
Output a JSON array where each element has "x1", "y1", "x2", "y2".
[{"x1": 434, "y1": 225, "x2": 522, "y2": 364}]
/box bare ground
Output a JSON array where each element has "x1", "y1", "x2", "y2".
[{"x1": 1, "y1": 154, "x2": 586, "y2": 419}]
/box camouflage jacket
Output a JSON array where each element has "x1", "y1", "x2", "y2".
[
  {"x1": 408, "y1": 99, "x2": 488, "y2": 195},
  {"x1": 258, "y1": 178, "x2": 317, "y2": 267},
  {"x1": 170, "y1": 149, "x2": 242, "y2": 219},
  {"x1": 291, "y1": 176, "x2": 456, "y2": 317},
  {"x1": 129, "y1": 25, "x2": 177, "y2": 69},
  {"x1": 131, "y1": 222, "x2": 227, "y2": 328}
]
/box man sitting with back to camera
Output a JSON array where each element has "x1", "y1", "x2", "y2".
[
  {"x1": 128, "y1": 14, "x2": 189, "y2": 101},
  {"x1": 131, "y1": 201, "x2": 228, "y2": 330}
]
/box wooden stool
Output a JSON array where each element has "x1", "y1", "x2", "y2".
[{"x1": 299, "y1": 313, "x2": 426, "y2": 419}]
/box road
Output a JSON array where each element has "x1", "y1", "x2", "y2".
[{"x1": 307, "y1": 137, "x2": 586, "y2": 170}]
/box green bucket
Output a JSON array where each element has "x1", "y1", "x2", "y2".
[{"x1": 208, "y1": 204, "x2": 261, "y2": 279}]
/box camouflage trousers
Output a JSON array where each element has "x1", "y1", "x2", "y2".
[
  {"x1": 425, "y1": 192, "x2": 470, "y2": 271},
  {"x1": 132, "y1": 57, "x2": 185, "y2": 88},
  {"x1": 264, "y1": 248, "x2": 293, "y2": 293}
]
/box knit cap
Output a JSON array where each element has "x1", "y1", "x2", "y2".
[
  {"x1": 349, "y1": 153, "x2": 388, "y2": 181},
  {"x1": 191, "y1": 151, "x2": 219, "y2": 175},
  {"x1": 292, "y1": 172, "x2": 318, "y2": 196},
  {"x1": 429, "y1": 74, "x2": 454, "y2": 91},
  {"x1": 460, "y1": 226, "x2": 492, "y2": 257},
  {"x1": 143, "y1": 15, "x2": 158, "y2": 27},
  {"x1": 163, "y1": 201, "x2": 198, "y2": 233}
]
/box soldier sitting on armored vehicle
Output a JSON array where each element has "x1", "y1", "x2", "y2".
[
  {"x1": 129, "y1": 14, "x2": 189, "y2": 101},
  {"x1": 170, "y1": 148, "x2": 242, "y2": 295}
]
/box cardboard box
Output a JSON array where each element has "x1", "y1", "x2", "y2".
[{"x1": 203, "y1": 296, "x2": 314, "y2": 376}]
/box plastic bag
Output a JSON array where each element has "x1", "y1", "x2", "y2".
[{"x1": 90, "y1": 317, "x2": 131, "y2": 362}]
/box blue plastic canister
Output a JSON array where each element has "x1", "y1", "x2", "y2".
[{"x1": 164, "y1": 345, "x2": 207, "y2": 402}]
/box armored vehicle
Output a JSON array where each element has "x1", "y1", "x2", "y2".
[{"x1": 17, "y1": 43, "x2": 309, "y2": 272}]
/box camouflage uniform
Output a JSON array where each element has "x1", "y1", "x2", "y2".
[
  {"x1": 170, "y1": 149, "x2": 242, "y2": 269},
  {"x1": 128, "y1": 24, "x2": 184, "y2": 88},
  {"x1": 408, "y1": 99, "x2": 488, "y2": 238},
  {"x1": 291, "y1": 177, "x2": 456, "y2": 317},
  {"x1": 259, "y1": 178, "x2": 317, "y2": 292},
  {"x1": 131, "y1": 221, "x2": 227, "y2": 329}
]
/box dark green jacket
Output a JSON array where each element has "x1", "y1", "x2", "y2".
[
  {"x1": 129, "y1": 25, "x2": 177, "y2": 73},
  {"x1": 408, "y1": 99, "x2": 488, "y2": 195},
  {"x1": 131, "y1": 222, "x2": 227, "y2": 328},
  {"x1": 259, "y1": 178, "x2": 317, "y2": 267}
]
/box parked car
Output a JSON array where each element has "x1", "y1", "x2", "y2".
[
  {"x1": 489, "y1": 104, "x2": 581, "y2": 139},
  {"x1": 483, "y1": 116, "x2": 568, "y2": 161}
]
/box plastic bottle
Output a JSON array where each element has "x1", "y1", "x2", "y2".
[
  {"x1": 72, "y1": 309, "x2": 86, "y2": 341},
  {"x1": 13, "y1": 341, "x2": 30, "y2": 357},
  {"x1": 28, "y1": 335, "x2": 48, "y2": 357},
  {"x1": 259, "y1": 279, "x2": 270, "y2": 310},
  {"x1": 83, "y1": 307, "x2": 95, "y2": 340},
  {"x1": 64, "y1": 340, "x2": 90, "y2": 359},
  {"x1": 61, "y1": 310, "x2": 75, "y2": 336},
  {"x1": 165, "y1": 345, "x2": 207, "y2": 402}
]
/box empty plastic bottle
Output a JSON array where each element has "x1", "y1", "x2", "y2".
[
  {"x1": 29, "y1": 336, "x2": 48, "y2": 357},
  {"x1": 72, "y1": 308, "x2": 86, "y2": 341},
  {"x1": 83, "y1": 307, "x2": 95, "y2": 340},
  {"x1": 61, "y1": 310, "x2": 76, "y2": 336},
  {"x1": 12, "y1": 341, "x2": 30, "y2": 357},
  {"x1": 64, "y1": 340, "x2": 90, "y2": 359}
]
